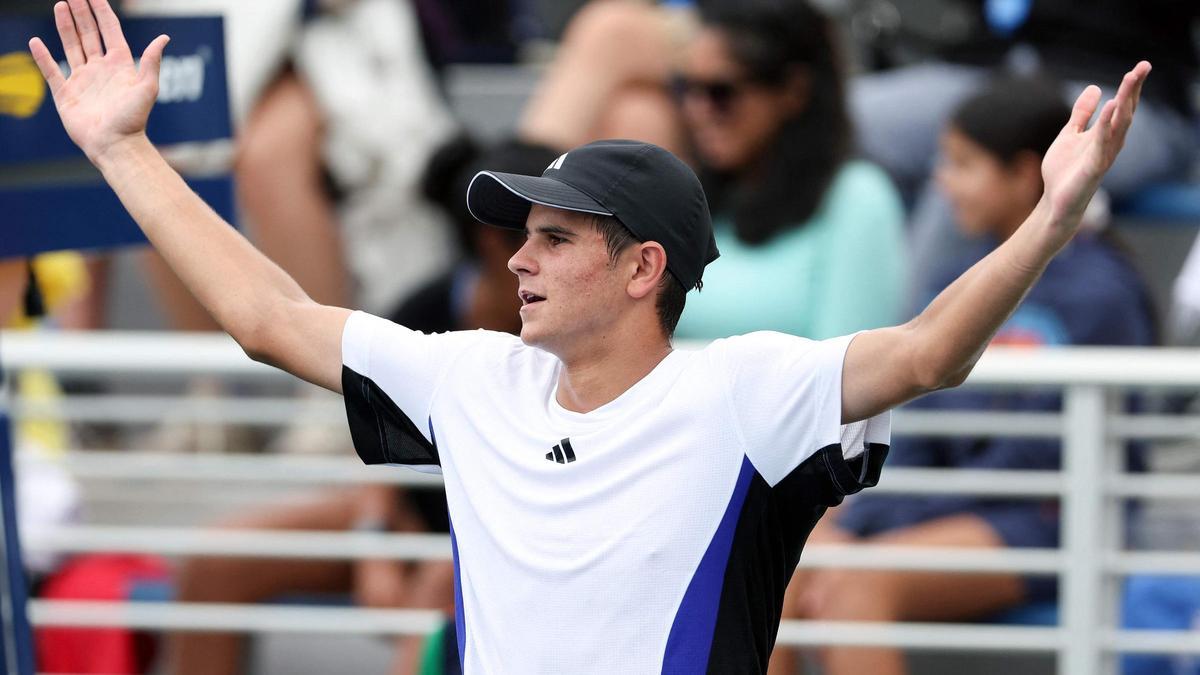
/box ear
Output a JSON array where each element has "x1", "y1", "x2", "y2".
[{"x1": 626, "y1": 242, "x2": 668, "y2": 301}]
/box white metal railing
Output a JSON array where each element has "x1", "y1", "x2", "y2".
[{"x1": 5, "y1": 331, "x2": 1200, "y2": 675}]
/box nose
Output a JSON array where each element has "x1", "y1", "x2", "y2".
[
  {"x1": 508, "y1": 237, "x2": 537, "y2": 277},
  {"x1": 681, "y1": 90, "x2": 713, "y2": 125}
]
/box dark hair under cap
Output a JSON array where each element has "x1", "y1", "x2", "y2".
[{"x1": 950, "y1": 75, "x2": 1073, "y2": 163}]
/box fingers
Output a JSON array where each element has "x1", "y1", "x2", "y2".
[
  {"x1": 1066, "y1": 85, "x2": 1101, "y2": 134},
  {"x1": 1096, "y1": 98, "x2": 1119, "y2": 138},
  {"x1": 67, "y1": 0, "x2": 103, "y2": 61},
  {"x1": 90, "y1": 0, "x2": 130, "y2": 57},
  {"x1": 1120, "y1": 61, "x2": 1151, "y2": 114},
  {"x1": 1115, "y1": 61, "x2": 1150, "y2": 125},
  {"x1": 28, "y1": 37, "x2": 66, "y2": 92},
  {"x1": 1100, "y1": 61, "x2": 1152, "y2": 146},
  {"x1": 138, "y1": 35, "x2": 170, "y2": 84},
  {"x1": 53, "y1": 1, "x2": 85, "y2": 70}
]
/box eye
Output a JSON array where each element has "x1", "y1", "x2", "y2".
[{"x1": 547, "y1": 234, "x2": 566, "y2": 246}]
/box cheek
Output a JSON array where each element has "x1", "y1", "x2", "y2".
[
  {"x1": 690, "y1": 91, "x2": 785, "y2": 159},
  {"x1": 573, "y1": 266, "x2": 621, "y2": 310},
  {"x1": 730, "y1": 99, "x2": 787, "y2": 160},
  {"x1": 547, "y1": 260, "x2": 614, "y2": 315},
  {"x1": 942, "y1": 166, "x2": 991, "y2": 212}
]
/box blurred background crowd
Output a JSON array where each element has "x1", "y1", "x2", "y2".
[{"x1": 1, "y1": 0, "x2": 1199, "y2": 673}]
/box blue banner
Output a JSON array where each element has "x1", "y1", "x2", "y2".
[
  {"x1": 0, "y1": 15, "x2": 231, "y2": 165},
  {"x1": 0, "y1": 176, "x2": 235, "y2": 257}
]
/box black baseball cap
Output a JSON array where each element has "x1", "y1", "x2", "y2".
[{"x1": 465, "y1": 139, "x2": 718, "y2": 291}]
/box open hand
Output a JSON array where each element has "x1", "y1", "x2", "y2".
[
  {"x1": 28, "y1": 0, "x2": 169, "y2": 163},
  {"x1": 1041, "y1": 61, "x2": 1150, "y2": 237}
]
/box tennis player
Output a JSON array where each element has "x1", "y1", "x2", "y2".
[{"x1": 29, "y1": 1, "x2": 1149, "y2": 671}]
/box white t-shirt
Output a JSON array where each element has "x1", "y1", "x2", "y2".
[{"x1": 341, "y1": 311, "x2": 890, "y2": 674}]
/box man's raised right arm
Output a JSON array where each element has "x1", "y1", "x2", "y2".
[{"x1": 30, "y1": 0, "x2": 350, "y2": 392}]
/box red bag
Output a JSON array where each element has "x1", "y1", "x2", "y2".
[{"x1": 36, "y1": 554, "x2": 169, "y2": 674}]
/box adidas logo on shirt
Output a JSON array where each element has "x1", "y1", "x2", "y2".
[{"x1": 545, "y1": 438, "x2": 577, "y2": 464}]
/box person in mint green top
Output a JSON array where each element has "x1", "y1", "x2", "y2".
[
  {"x1": 677, "y1": 160, "x2": 906, "y2": 339},
  {"x1": 669, "y1": 1, "x2": 907, "y2": 340}
]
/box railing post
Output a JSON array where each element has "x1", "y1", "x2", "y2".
[
  {"x1": 1060, "y1": 385, "x2": 1107, "y2": 675},
  {"x1": 1100, "y1": 388, "x2": 1126, "y2": 675}
]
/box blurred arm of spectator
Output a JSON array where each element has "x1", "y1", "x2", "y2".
[
  {"x1": 0, "y1": 260, "x2": 26, "y2": 325},
  {"x1": 136, "y1": 68, "x2": 354, "y2": 335},
  {"x1": 127, "y1": 0, "x2": 456, "y2": 336},
  {"x1": 519, "y1": 0, "x2": 687, "y2": 156}
]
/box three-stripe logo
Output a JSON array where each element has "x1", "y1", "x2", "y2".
[
  {"x1": 545, "y1": 153, "x2": 568, "y2": 173},
  {"x1": 545, "y1": 438, "x2": 577, "y2": 464}
]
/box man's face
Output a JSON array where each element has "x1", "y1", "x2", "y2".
[{"x1": 507, "y1": 205, "x2": 630, "y2": 353}]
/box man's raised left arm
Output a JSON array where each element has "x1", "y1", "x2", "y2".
[{"x1": 839, "y1": 62, "x2": 1151, "y2": 424}]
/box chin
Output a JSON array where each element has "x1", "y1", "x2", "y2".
[
  {"x1": 951, "y1": 209, "x2": 986, "y2": 237},
  {"x1": 519, "y1": 322, "x2": 547, "y2": 348},
  {"x1": 698, "y1": 147, "x2": 738, "y2": 172}
]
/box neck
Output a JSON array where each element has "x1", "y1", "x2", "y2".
[{"x1": 554, "y1": 327, "x2": 673, "y2": 414}]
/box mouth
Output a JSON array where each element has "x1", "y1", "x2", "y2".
[{"x1": 519, "y1": 290, "x2": 546, "y2": 308}]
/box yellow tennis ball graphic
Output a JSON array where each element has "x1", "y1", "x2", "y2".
[{"x1": 0, "y1": 51, "x2": 47, "y2": 119}]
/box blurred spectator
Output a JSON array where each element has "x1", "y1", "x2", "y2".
[
  {"x1": 518, "y1": 0, "x2": 906, "y2": 340},
  {"x1": 116, "y1": 0, "x2": 464, "y2": 454},
  {"x1": 131, "y1": 0, "x2": 458, "y2": 328},
  {"x1": 850, "y1": 0, "x2": 1200, "y2": 307},
  {"x1": 770, "y1": 76, "x2": 1157, "y2": 675},
  {"x1": 405, "y1": 136, "x2": 560, "y2": 335},
  {"x1": 168, "y1": 139, "x2": 558, "y2": 675},
  {"x1": 671, "y1": 0, "x2": 905, "y2": 339},
  {"x1": 518, "y1": 0, "x2": 691, "y2": 155}
]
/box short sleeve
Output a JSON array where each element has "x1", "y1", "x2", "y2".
[
  {"x1": 341, "y1": 310, "x2": 485, "y2": 472},
  {"x1": 717, "y1": 331, "x2": 891, "y2": 489}
]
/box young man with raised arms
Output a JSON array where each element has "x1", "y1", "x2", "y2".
[{"x1": 29, "y1": 1, "x2": 1148, "y2": 671}]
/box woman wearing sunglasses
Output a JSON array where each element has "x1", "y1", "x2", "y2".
[{"x1": 520, "y1": 0, "x2": 907, "y2": 342}]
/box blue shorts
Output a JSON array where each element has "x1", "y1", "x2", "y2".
[
  {"x1": 972, "y1": 502, "x2": 1060, "y2": 602},
  {"x1": 839, "y1": 497, "x2": 1060, "y2": 602}
]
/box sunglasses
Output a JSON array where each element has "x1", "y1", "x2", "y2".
[{"x1": 670, "y1": 75, "x2": 755, "y2": 114}]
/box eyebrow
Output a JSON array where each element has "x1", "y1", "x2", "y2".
[{"x1": 528, "y1": 224, "x2": 576, "y2": 238}]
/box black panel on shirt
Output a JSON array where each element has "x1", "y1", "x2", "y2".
[
  {"x1": 342, "y1": 366, "x2": 440, "y2": 467},
  {"x1": 703, "y1": 443, "x2": 889, "y2": 674}
]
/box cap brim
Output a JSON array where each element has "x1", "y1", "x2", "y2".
[{"x1": 466, "y1": 171, "x2": 612, "y2": 230}]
